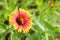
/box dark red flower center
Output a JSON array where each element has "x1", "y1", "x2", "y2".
[{"x1": 16, "y1": 17, "x2": 24, "y2": 25}]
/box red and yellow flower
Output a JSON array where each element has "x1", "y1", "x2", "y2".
[{"x1": 9, "y1": 8, "x2": 33, "y2": 33}]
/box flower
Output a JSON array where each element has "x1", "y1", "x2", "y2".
[
  {"x1": 9, "y1": 8, "x2": 33, "y2": 33},
  {"x1": 50, "y1": 2, "x2": 54, "y2": 7}
]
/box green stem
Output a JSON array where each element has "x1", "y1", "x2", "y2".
[{"x1": 1, "y1": 27, "x2": 12, "y2": 40}]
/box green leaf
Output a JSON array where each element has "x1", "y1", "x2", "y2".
[
  {"x1": 26, "y1": 33, "x2": 43, "y2": 40},
  {"x1": 42, "y1": 21, "x2": 56, "y2": 30},
  {"x1": 10, "y1": 32, "x2": 18, "y2": 40}
]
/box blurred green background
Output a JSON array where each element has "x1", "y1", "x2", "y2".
[{"x1": 0, "y1": 0, "x2": 60, "y2": 40}]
